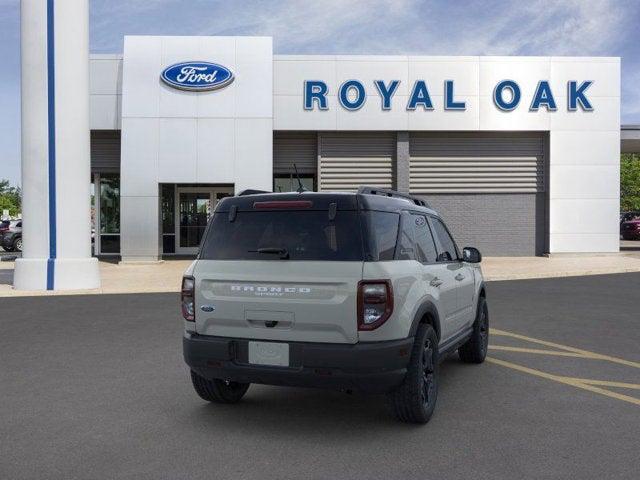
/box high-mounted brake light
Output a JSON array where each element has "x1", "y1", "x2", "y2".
[
  {"x1": 181, "y1": 276, "x2": 195, "y2": 321},
  {"x1": 357, "y1": 280, "x2": 394, "y2": 331},
  {"x1": 253, "y1": 200, "x2": 313, "y2": 209}
]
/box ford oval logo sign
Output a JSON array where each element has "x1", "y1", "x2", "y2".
[{"x1": 160, "y1": 61, "x2": 234, "y2": 91}]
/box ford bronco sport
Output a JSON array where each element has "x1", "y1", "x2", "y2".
[{"x1": 182, "y1": 187, "x2": 488, "y2": 424}]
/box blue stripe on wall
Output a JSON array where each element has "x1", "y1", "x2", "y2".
[{"x1": 46, "y1": 0, "x2": 56, "y2": 290}]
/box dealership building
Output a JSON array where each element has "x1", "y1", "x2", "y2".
[{"x1": 85, "y1": 35, "x2": 621, "y2": 261}]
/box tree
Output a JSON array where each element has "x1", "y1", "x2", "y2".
[
  {"x1": 0, "y1": 179, "x2": 22, "y2": 217},
  {"x1": 621, "y1": 154, "x2": 640, "y2": 212}
]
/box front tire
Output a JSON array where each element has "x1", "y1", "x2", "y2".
[
  {"x1": 190, "y1": 370, "x2": 250, "y2": 404},
  {"x1": 13, "y1": 237, "x2": 22, "y2": 253},
  {"x1": 458, "y1": 296, "x2": 489, "y2": 364},
  {"x1": 387, "y1": 324, "x2": 439, "y2": 424}
]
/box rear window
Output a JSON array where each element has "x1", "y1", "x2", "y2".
[{"x1": 200, "y1": 210, "x2": 364, "y2": 261}]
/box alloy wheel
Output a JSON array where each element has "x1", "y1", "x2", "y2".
[{"x1": 421, "y1": 339, "x2": 435, "y2": 407}]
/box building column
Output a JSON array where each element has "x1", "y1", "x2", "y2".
[
  {"x1": 14, "y1": 0, "x2": 100, "y2": 290},
  {"x1": 396, "y1": 131, "x2": 410, "y2": 193}
]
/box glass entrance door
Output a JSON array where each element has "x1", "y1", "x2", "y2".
[
  {"x1": 175, "y1": 187, "x2": 232, "y2": 254},
  {"x1": 179, "y1": 192, "x2": 210, "y2": 251}
]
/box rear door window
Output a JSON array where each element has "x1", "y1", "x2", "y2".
[
  {"x1": 200, "y1": 210, "x2": 363, "y2": 261},
  {"x1": 412, "y1": 214, "x2": 438, "y2": 263},
  {"x1": 363, "y1": 211, "x2": 399, "y2": 261},
  {"x1": 430, "y1": 217, "x2": 459, "y2": 262},
  {"x1": 395, "y1": 213, "x2": 416, "y2": 260}
]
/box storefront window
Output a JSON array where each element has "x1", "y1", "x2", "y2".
[{"x1": 100, "y1": 174, "x2": 120, "y2": 253}]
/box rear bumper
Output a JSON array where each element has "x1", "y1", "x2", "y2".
[{"x1": 183, "y1": 332, "x2": 413, "y2": 394}]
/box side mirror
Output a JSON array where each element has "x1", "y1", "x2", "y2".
[{"x1": 462, "y1": 247, "x2": 482, "y2": 263}]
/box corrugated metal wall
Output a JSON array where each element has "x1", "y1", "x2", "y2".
[
  {"x1": 319, "y1": 132, "x2": 395, "y2": 191},
  {"x1": 409, "y1": 132, "x2": 544, "y2": 194},
  {"x1": 273, "y1": 132, "x2": 317, "y2": 175},
  {"x1": 410, "y1": 132, "x2": 547, "y2": 256},
  {"x1": 90, "y1": 130, "x2": 121, "y2": 174}
]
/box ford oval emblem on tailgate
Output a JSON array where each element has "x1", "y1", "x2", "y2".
[
  {"x1": 200, "y1": 305, "x2": 215, "y2": 312},
  {"x1": 160, "y1": 61, "x2": 234, "y2": 91}
]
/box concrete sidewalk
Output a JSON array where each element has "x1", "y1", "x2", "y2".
[{"x1": 2, "y1": 253, "x2": 640, "y2": 296}]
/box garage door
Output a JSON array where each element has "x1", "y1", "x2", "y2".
[
  {"x1": 410, "y1": 132, "x2": 546, "y2": 256},
  {"x1": 90, "y1": 130, "x2": 120, "y2": 174},
  {"x1": 273, "y1": 132, "x2": 317, "y2": 175},
  {"x1": 319, "y1": 132, "x2": 395, "y2": 192}
]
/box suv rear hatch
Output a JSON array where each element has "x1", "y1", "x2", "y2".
[{"x1": 193, "y1": 194, "x2": 364, "y2": 344}]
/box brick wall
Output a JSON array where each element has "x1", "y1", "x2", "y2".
[{"x1": 420, "y1": 193, "x2": 546, "y2": 256}]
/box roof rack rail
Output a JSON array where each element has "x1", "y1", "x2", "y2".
[
  {"x1": 237, "y1": 189, "x2": 271, "y2": 196},
  {"x1": 357, "y1": 186, "x2": 430, "y2": 208}
]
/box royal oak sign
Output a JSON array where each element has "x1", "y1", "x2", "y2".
[{"x1": 303, "y1": 79, "x2": 594, "y2": 112}]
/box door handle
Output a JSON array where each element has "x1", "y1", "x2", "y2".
[
  {"x1": 430, "y1": 278, "x2": 443, "y2": 287},
  {"x1": 455, "y1": 273, "x2": 465, "y2": 281}
]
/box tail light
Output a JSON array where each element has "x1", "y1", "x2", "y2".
[
  {"x1": 357, "y1": 280, "x2": 393, "y2": 331},
  {"x1": 181, "y1": 276, "x2": 195, "y2": 321}
]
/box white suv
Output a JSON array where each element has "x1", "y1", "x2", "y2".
[{"x1": 182, "y1": 187, "x2": 488, "y2": 423}]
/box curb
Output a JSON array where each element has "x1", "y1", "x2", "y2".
[{"x1": 485, "y1": 267, "x2": 640, "y2": 282}]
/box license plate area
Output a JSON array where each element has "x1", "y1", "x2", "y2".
[{"x1": 248, "y1": 341, "x2": 290, "y2": 367}]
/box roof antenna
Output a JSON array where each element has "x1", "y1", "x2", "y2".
[{"x1": 293, "y1": 164, "x2": 308, "y2": 193}]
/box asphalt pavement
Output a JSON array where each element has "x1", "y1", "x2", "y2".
[{"x1": 1, "y1": 273, "x2": 639, "y2": 479}]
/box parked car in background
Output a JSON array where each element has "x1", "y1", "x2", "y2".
[
  {"x1": 620, "y1": 211, "x2": 640, "y2": 225},
  {"x1": 1, "y1": 220, "x2": 22, "y2": 252},
  {"x1": 0, "y1": 220, "x2": 11, "y2": 235},
  {"x1": 621, "y1": 212, "x2": 640, "y2": 240}
]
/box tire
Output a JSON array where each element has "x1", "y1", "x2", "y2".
[
  {"x1": 190, "y1": 370, "x2": 250, "y2": 404},
  {"x1": 13, "y1": 237, "x2": 22, "y2": 253},
  {"x1": 458, "y1": 296, "x2": 489, "y2": 364},
  {"x1": 386, "y1": 324, "x2": 439, "y2": 424}
]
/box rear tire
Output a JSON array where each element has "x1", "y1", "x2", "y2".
[
  {"x1": 190, "y1": 370, "x2": 250, "y2": 404},
  {"x1": 13, "y1": 237, "x2": 22, "y2": 253},
  {"x1": 386, "y1": 324, "x2": 439, "y2": 424},
  {"x1": 458, "y1": 296, "x2": 489, "y2": 364}
]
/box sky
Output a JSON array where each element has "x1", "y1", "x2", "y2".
[{"x1": 1, "y1": 0, "x2": 640, "y2": 186}]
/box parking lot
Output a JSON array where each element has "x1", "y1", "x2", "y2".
[{"x1": 1, "y1": 273, "x2": 639, "y2": 479}]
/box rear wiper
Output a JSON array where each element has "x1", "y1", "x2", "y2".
[{"x1": 248, "y1": 247, "x2": 290, "y2": 259}]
